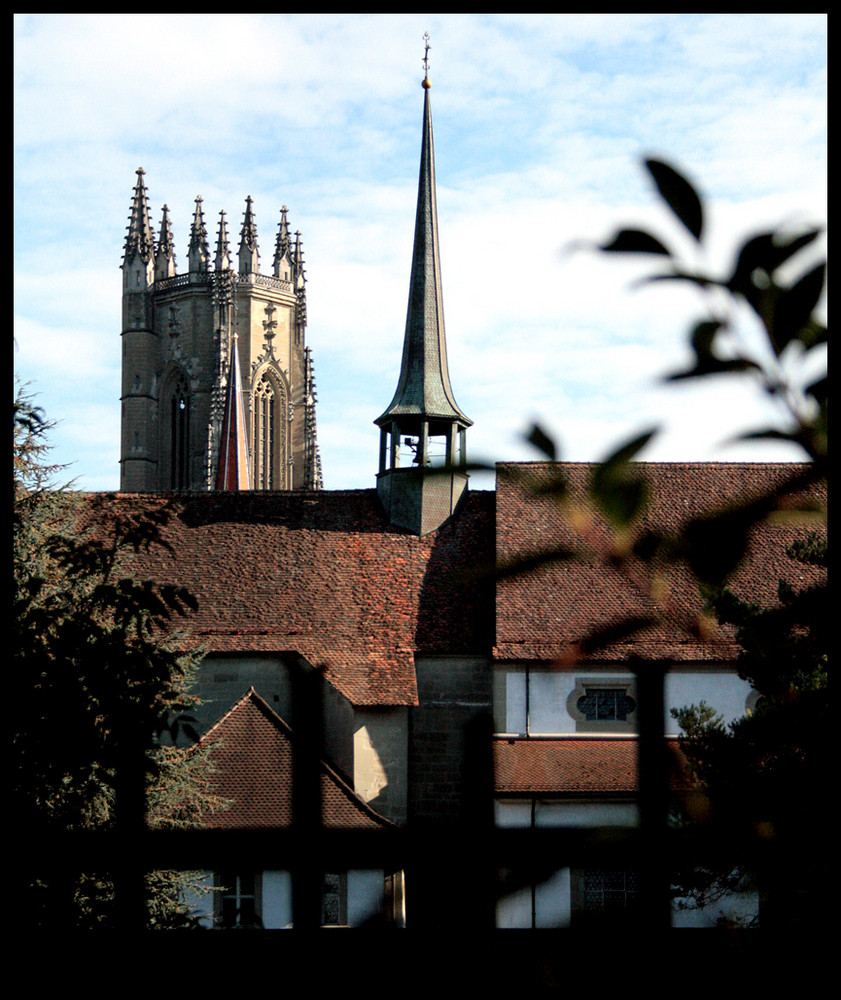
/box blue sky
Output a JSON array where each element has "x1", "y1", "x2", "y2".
[{"x1": 14, "y1": 13, "x2": 826, "y2": 491}]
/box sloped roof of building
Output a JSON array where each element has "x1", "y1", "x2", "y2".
[
  {"x1": 493, "y1": 736, "x2": 689, "y2": 795},
  {"x1": 494, "y1": 462, "x2": 825, "y2": 665},
  {"x1": 75, "y1": 488, "x2": 495, "y2": 706},
  {"x1": 71, "y1": 461, "x2": 823, "y2": 706},
  {"x1": 198, "y1": 688, "x2": 392, "y2": 829}
]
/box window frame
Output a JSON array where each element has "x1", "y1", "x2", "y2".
[
  {"x1": 251, "y1": 366, "x2": 289, "y2": 490},
  {"x1": 214, "y1": 871, "x2": 263, "y2": 929},
  {"x1": 566, "y1": 677, "x2": 639, "y2": 734}
]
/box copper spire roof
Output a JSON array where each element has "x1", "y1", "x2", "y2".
[{"x1": 376, "y1": 74, "x2": 471, "y2": 428}]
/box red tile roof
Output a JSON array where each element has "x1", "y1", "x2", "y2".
[
  {"x1": 198, "y1": 688, "x2": 392, "y2": 829},
  {"x1": 495, "y1": 462, "x2": 825, "y2": 665},
  {"x1": 70, "y1": 461, "x2": 823, "y2": 706},
  {"x1": 493, "y1": 736, "x2": 688, "y2": 795},
  {"x1": 74, "y1": 489, "x2": 495, "y2": 707}
]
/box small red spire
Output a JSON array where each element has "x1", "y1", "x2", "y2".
[{"x1": 216, "y1": 334, "x2": 252, "y2": 491}]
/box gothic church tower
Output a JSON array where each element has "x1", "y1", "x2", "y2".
[{"x1": 120, "y1": 169, "x2": 323, "y2": 492}]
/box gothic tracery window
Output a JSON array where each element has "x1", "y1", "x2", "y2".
[{"x1": 253, "y1": 370, "x2": 286, "y2": 490}]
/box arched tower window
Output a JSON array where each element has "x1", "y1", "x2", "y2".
[
  {"x1": 170, "y1": 375, "x2": 190, "y2": 489},
  {"x1": 252, "y1": 369, "x2": 287, "y2": 490}
]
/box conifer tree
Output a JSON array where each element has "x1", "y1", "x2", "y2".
[{"x1": 12, "y1": 386, "x2": 216, "y2": 929}]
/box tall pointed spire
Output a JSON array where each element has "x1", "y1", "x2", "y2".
[
  {"x1": 375, "y1": 53, "x2": 471, "y2": 429},
  {"x1": 216, "y1": 333, "x2": 252, "y2": 491},
  {"x1": 374, "y1": 37, "x2": 472, "y2": 535}
]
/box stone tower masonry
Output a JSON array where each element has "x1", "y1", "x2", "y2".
[{"x1": 120, "y1": 169, "x2": 322, "y2": 493}]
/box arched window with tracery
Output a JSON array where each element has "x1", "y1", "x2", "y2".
[
  {"x1": 252, "y1": 369, "x2": 287, "y2": 490},
  {"x1": 170, "y1": 373, "x2": 190, "y2": 489}
]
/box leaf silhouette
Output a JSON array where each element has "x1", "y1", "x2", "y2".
[
  {"x1": 600, "y1": 228, "x2": 671, "y2": 256},
  {"x1": 645, "y1": 158, "x2": 704, "y2": 243}
]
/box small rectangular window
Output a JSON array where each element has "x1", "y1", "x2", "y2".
[
  {"x1": 572, "y1": 868, "x2": 640, "y2": 925},
  {"x1": 216, "y1": 872, "x2": 260, "y2": 929}
]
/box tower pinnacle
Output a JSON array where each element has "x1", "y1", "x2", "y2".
[
  {"x1": 188, "y1": 196, "x2": 210, "y2": 273},
  {"x1": 123, "y1": 167, "x2": 155, "y2": 265},
  {"x1": 238, "y1": 196, "x2": 260, "y2": 274},
  {"x1": 215, "y1": 210, "x2": 232, "y2": 272},
  {"x1": 155, "y1": 205, "x2": 177, "y2": 281},
  {"x1": 274, "y1": 206, "x2": 291, "y2": 278}
]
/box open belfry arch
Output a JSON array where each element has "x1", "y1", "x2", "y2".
[{"x1": 120, "y1": 169, "x2": 322, "y2": 492}]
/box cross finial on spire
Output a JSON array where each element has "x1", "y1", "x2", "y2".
[{"x1": 422, "y1": 32, "x2": 431, "y2": 87}]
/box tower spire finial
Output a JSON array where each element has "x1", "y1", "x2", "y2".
[{"x1": 422, "y1": 32, "x2": 431, "y2": 88}]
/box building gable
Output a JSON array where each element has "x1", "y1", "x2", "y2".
[{"x1": 198, "y1": 688, "x2": 392, "y2": 829}]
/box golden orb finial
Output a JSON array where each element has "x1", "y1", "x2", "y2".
[{"x1": 422, "y1": 32, "x2": 431, "y2": 88}]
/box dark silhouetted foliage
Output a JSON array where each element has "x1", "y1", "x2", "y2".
[{"x1": 12, "y1": 385, "x2": 214, "y2": 928}]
